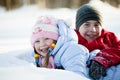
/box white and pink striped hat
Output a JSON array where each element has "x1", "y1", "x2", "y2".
[{"x1": 31, "y1": 16, "x2": 59, "y2": 46}]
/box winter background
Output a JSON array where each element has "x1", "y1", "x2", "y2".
[{"x1": 0, "y1": 0, "x2": 120, "y2": 80}]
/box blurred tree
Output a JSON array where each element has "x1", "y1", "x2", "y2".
[
  {"x1": 0, "y1": 0, "x2": 20, "y2": 10},
  {"x1": 0, "y1": 0, "x2": 120, "y2": 10},
  {"x1": 45, "y1": 0, "x2": 90, "y2": 8},
  {"x1": 20, "y1": 0, "x2": 37, "y2": 5},
  {"x1": 101, "y1": 0, "x2": 120, "y2": 7}
]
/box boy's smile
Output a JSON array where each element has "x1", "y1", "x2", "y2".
[{"x1": 79, "y1": 20, "x2": 102, "y2": 41}]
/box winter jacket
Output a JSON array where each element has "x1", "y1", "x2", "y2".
[
  {"x1": 75, "y1": 29, "x2": 120, "y2": 68},
  {"x1": 50, "y1": 20, "x2": 89, "y2": 77},
  {"x1": 88, "y1": 50, "x2": 120, "y2": 80}
]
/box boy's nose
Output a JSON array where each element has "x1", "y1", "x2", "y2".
[{"x1": 90, "y1": 26, "x2": 96, "y2": 32}]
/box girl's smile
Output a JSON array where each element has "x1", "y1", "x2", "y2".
[{"x1": 34, "y1": 37, "x2": 55, "y2": 57}]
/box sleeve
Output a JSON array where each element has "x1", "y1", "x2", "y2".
[
  {"x1": 91, "y1": 31, "x2": 120, "y2": 68},
  {"x1": 104, "y1": 32, "x2": 120, "y2": 48},
  {"x1": 60, "y1": 42, "x2": 89, "y2": 77},
  {"x1": 92, "y1": 48, "x2": 120, "y2": 68}
]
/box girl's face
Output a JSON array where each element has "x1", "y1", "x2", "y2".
[
  {"x1": 79, "y1": 20, "x2": 102, "y2": 41},
  {"x1": 34, "y1": 37, "x2": 55, "y2": 57}
]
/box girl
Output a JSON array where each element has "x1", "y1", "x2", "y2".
[
  {"x1": 31, "y1": 16, "x2": 90, "y2": 78},
  {"x1": 75, "y1": 4, "x2": 120, "y2": 80}
]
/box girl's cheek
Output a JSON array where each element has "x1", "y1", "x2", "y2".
[{"x1": 47, "y1": 40, "x2": 54, "y2": 44}]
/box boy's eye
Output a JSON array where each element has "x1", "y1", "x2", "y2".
[
  {"x1": 84, "y1": 22, "x2": 90, "y2": 26},
  {"x1": 94, "y1": 24, "x2": 100, "y2": 28},
  {"x1": 84, "y1": 23, "x2": 90, "y2": 26}
]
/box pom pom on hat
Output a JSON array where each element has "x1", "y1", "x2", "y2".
[
  {"x1": 31, "y1": 16, "x2": 59, "y2": 47},
  {"x1": 76, "y1": 4, "x2": 102, "y2": 31}
]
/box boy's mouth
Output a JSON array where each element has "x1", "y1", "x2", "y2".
[{"x1": 86, "y1": 34, "x2": 97, "y2": 40}]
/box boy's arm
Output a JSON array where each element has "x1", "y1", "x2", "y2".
[{"x1": 92, "y1": 48, "x2": 120, "y2": 68}]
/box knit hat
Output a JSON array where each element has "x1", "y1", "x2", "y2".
[
  {"x1": 31, "y1": 16, "x2": 59, "y2": 46},
  {"x1": 76, "y1": 4, "x2": 102, "y2": 31}
]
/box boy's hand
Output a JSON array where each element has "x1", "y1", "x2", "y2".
[{"x1": 89, "y1": 61, "x2": 107, "y2": 80}]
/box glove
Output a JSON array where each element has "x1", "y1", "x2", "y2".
[{"x1": 89, "y1": 61, "x2": 107, "y2": 80}]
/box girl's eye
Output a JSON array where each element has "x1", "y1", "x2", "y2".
[
  {"x1": 45, "y1": 38, "x2": 49, "y2": 40},
  {"x1": 35, "y1": 40, "x2": 40, "y2": 43}
]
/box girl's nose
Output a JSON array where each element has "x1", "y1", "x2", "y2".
[
  {"x1": 39, "y1": 40, "x2": 45, "y2": 47},
  {"x1": 38, "y1": 43, "x2": 46, "y2": 50}
]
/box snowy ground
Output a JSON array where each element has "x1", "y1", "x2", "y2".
[
  {"x1": 0, "y1": 67, "x2": 88, "y2": 80},
  {"x1": 0, "y1": 0, "x2": 120, "y2": 80}
]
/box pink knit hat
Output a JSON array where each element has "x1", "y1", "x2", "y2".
[{"x1": 31, "y1": 16, "x2": 59, "y2": 47}]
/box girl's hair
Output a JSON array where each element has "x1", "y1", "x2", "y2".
[{"x1": 43, "y1": 52, "x2": 49, "y2": 67}]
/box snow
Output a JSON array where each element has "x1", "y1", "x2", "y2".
[
  {"x1": 0, "y1": 0, "x2": 120, "y2": 80},
  {"x1": 0, "y1": 49, "x2": 89, "y2": 80},
  {"x1": 0, "y1": 66, "x2": 89, "y2": 80}
]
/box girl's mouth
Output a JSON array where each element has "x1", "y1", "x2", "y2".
[{"x1": 40, "y1": 48, "x2": 49, "y2": 53}]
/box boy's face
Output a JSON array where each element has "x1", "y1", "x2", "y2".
[
  {"x1": 34, "y1": 37, "x2": 55, "y2": 57},
  {"x1": 78, "y1": 20, "x2": 102, "y2": 41}
]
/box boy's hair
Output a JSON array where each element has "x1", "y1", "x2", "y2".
[
  {"x1": 76, "y1": 4, "x2": 102, "y2": 31},
  {"x1": 31, "y1": 16, "x2": 59, "y2": 47}
]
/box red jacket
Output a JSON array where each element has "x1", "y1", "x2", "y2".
[{"x1": 75, "y1": 29, "x2": 120, "y2": 68}]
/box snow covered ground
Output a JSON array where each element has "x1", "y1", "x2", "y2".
[
  {"x1": 0, "y1": 67, "x2": 89, "y2": 80},
  {"x1": 0, "y1": 0, "x2": 120, "y2": 80}
]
